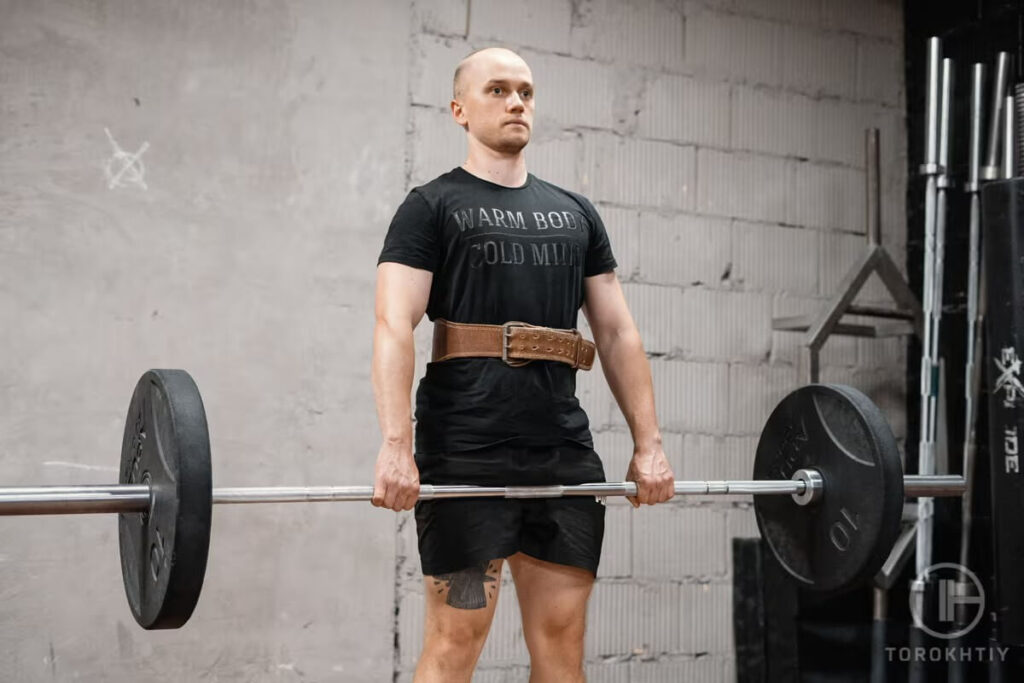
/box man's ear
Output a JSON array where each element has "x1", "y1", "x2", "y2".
[{"x1": 451, "y1": 100, "x2": 468, "y2": 130}]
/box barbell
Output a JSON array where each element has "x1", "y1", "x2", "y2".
[{"x1": 0, "y1": 370, "x2": 965, "y2": 630}]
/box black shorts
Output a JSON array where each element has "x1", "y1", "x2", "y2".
[{"x1": 414, "y1": 443, "x2": 607, "y2": 577}]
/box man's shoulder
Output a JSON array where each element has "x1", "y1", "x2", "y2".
[
  {"x1": 530, "y1": 175, "x2": 597, "y2": 215},
  {"x1": 412, "y1": 167, "x2": 468, "y2": 201}
]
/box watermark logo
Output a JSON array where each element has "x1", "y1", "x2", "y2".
[{"x1": 909, "y1": 562, "x2": 985, "y2": 640}]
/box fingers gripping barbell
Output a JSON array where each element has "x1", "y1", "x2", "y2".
[{"x1": 0, "y1": 370, "x2": 965, "y2": 629}]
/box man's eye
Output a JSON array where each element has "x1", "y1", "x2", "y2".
[
  {"x1": 522, "y1": 91, "x2": 532, "y2": 98},
  {"x1": 492, "y1": 87, "x2": 503, "y2": 94}
]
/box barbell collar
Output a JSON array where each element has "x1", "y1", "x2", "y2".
[
  {"x1": 791, "y1": 469, "x2": 824, "y2": 506},
  {"x1": 0, "y1": 474, "x2": 967, "y2": 515}
]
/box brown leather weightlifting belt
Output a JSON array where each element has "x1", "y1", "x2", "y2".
[{"x1": 432, "y1": 319, "x2": 596, "y2": 370}]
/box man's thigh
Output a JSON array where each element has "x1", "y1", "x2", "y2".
[{"x1": 507, "y1": 552, "x2": 595, "y2": 639}]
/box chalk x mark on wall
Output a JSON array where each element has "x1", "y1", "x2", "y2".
[{"x1": 103, "y1": 127, "x2": 150, "y2": 190}]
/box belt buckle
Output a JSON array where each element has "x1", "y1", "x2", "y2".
[{"x1": 502, "y1": 321, "x2": 532, "y2": 367}]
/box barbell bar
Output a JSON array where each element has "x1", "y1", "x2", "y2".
[
  {"x1": 0, "y1": 369, "x2": 972, "y2": 630},
  {"x1": 0, "y1": 474, "x2": 966, "y2": 516}
]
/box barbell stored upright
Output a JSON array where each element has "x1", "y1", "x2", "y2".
[{"x1": 0, "y1": 370, "x2": 968, "y2": 629}]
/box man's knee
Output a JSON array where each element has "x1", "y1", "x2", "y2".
[
  {"x1": 525, "y1": 621, "x2": 585, "y2": 682},
  {"x1": 525, "y1": 611, "x2": 586, "y2": 652},
  {"x1": 421, "y1": 617, "x2": 492, "y2": 675}
]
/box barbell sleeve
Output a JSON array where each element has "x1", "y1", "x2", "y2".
[
  {"x1": 0, "y1": 485, "x2": 151, "y2": 515},
  {"x1": 0, "y1": 473, "x2": 967, "y2": 516}
]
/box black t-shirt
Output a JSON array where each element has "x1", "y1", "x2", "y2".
[{"x1": 377, "y1": 167, "x2": 617, "y2": 454}]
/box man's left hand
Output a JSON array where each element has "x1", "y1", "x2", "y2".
[{"x1": 625, "y1": 444, "x2": 675, "y2": 508}]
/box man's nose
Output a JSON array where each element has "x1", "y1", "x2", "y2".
[{"x1": 507, "y1": 93, "x2": 525, "y2": 111}]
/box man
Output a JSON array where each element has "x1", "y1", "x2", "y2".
[{"x1": 372, "y1": 46, "x2": 674, "y2": 683}]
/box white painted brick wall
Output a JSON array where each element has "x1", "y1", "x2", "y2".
[
  {"x1": 413, "y1": 0, "x2": 467, "y2": 36},
  {"x1": 857, "y1": 37, "x2": 904, "y2": 106},
  {"x1": 876, "y1": 109, "x2": 908, "y2": 250},
  {"x1": 468, "y1": 0, "x2": 573, "y2": 53},
  {"x1": 729, "y1": 362, "x2": 799, "y2": 434},
  {"x1": 397, "y1": 511, "x2": 421, "y2": 582},
  {"x1": 779, "y1": 25, "x2": 857, "y2": 99},
  {"x1": 599, "y1": 205, "x2": 641, "y2": 278},
  {"x1": 788, "y1": 160, "x2": 867, "y2": 231},
  {"x1": 570, "y1": 0, "x2": 686, "y2": 70},
  {"x1": 526, "y1": 50, "x2": 617, "y2": 130},
  {"x1": 816, "y1": 99, "x2": 875, "y2": 165},
  {"x1": 631, "y1": 657, "x2": 727, "y2": 683},
  {"x1": 409, "y1": 106, "x2": 464, "y2": 187},
  {"x1": 727, "y1": 502, "x2": 761, "y2": 539},
  {"x1": 576, "y1": 355, "x2": 616, "y2": 429},
  {"x1": 410, "y1": 34, "x2": 468, "y2": 109},
  {"x1": 586, "y1": 581, "x2": 681, "y2": 656},
  {"x1": 681, "y1": 433, "x2": 759, "y2": 481},
  {"x1": 528, "y1": 131, "x2": 580, "y2": 190},
  {"x1": 638, "y1": 74, "x2": 731, "y2": 148},
  {"x1": 821, "y1": 0, "x2": 902, "y2": 43},
  {"x1": 680, "y1": 288, "x2": 773, "y2": 362},
  {"x1": 697, "y1": 149, "x2": 789, "y2": 222},
  {"x1": 397, "y1": 585, "x2": 426, "y2": 669},
  {"x1": 685, "y1": 7, "x2": 779, "y2": 86},
  {"x1": 679, "y1": 582, "x2": 733, "y2": 652},
  {"x1": 592, "y1": 429, "x2": 638, "y2": 483},
  {"x1": 647, "y1": 359, "x2": 730, "y2": 433},
  {"x1": 732, "y1": 86, "x2": 819, "y2": 160},
  {"x1": 599, "y1": 504, "x2": 633, "y2": 578},
  {"x1": 730, "y1": 0, "x2": 821, "y2": 25},
  {"x1": 582, "y1": 133, "x2": 696, "y2": 209},
  {"x1": 637, "y1": 212, "x2": 731, "y2": 287},
  {"x1": 586, "y1": 662, "x2": 633, "y2": 683},
  {"x1": 732, "y1": 220, "x2": 818, "y2": 295},
  {"x1": 623, "y1": 282, "x2": 686, "y2": 354},
  {"x1": 634, "y1": 506, "x2": 727, "y2": 578}
]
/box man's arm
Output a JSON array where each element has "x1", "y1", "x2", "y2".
[
  {"x1": 371, "y1": 262, "x2": 432, "y2": 511},
  {"x1": 582, "y1": 271, "x2": 674, "y2": 507}
]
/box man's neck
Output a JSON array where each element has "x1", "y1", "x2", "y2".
[{"x1": 462, "y1": 144, "x2": 528, "y2": 188}]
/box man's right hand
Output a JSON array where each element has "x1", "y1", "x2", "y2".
[{"x1": 372, "y1": 442, "x2": 420, "y2": 511}]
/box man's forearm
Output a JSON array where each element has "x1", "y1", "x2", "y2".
[
  {"x1": 372, "y1": 319, "x2": 416, "y2": 446},
  {"x1": 595, "y1": 327, "x2": 662, "y2": 449}
]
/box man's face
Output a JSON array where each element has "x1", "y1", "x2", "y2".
[{"x1": 452, "y1": 49, "x2": 534, "y2": 155}]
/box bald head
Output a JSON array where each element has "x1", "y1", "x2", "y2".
[
  {"x1": 449, "y1": 46, "x2": 534, "y2": 155},
  {"x1": 453, "y1": 47, "x2": 531, "y2": 99}
]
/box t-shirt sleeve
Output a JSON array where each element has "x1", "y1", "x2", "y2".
[
  {"x1": 578, "y1": 195, "x2": 617, "y2": 277},
  {"x1": 377, "y1": 190, "x2": 441, "y2": 272}
]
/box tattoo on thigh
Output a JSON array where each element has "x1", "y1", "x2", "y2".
[{"x1": 432, "y1": 561, "x2": 499, "y2": 610}]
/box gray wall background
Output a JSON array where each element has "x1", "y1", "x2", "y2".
[{"x1": 1, "y1": 0, "x2": 905, "y2": 681}]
